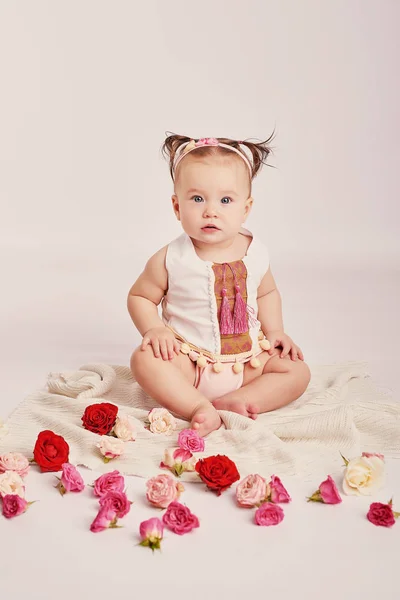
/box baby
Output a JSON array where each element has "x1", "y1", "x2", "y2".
[{"x1": 127, "y1": 134, "x2": 311, "y2": 436}]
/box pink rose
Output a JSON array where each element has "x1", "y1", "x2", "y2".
[
  {"x1": 99, "y1": 490, "x2": 131, "y2": 518},
  {"x1": 367, "y1": 501, "x2": 399, "y2": 527},
  {"x1": 255, "y1": 502, "x2": 284, "y2": 526},
  {"x1": 269, "y1": 475, "x2": 291, "y2": 504},
  {"x1": 2, "y1": 494, "x2": 29, "y2": 518},
  {"x1": 162, "y1": 501, "x2": 200, "y2": 535},
  {"x1": 139, "y1": 517, "x2": 164, "y2": 551},
  {"x1": 177, "y1": 429, "x2": 205, "y2": 453},
  {"x1": 0, "y1": 452, "x2": 30, "y2": 478},
  {"x1": 236, "y1": 474, "x2": 268, "y2": 508},
  {"x1": 146, "y1": 474, "x2": 184, "y2": 508},
  {"x1": 362, "y1": 452, "x2": 385, "y2": 461},
  {"x1": 90, "y1": 505, "x2": 118, "y2": 533},
  {"x1": 93, "y1": 470, "x2": 125, "y2": 497},
  {"x1": 308, "y1": 475, "x2": 342, "y2": 504},
  {"x1": 160, "y1": 447, "x2": 197, "y2": 477},
  {"x1": 60, "y1": 463, "x2": 85, "y2": 493}
]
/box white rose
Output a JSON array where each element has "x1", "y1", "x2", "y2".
[
  {"x1": 0, "y1": 470, "x2": 25, "y2": 498},
  {"x1": 343, "y1": 455, "x2": 385, "y2": 496},
  {"x1": 161, "y1": 448, "x2": 197, "y2": 474},
  {"x1": 113, "y1": 416, "x2": 136, "y2": 442},
  {"x1": 97, "y1": 437, "x2": 125, "y2": 459},
  {"x1": 148, "y1": 408, "x2": 177, "y2": 435}
]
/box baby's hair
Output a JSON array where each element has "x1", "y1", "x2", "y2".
[{"x1": 161, "y1": 131, "x2": 276, "y2": 182}]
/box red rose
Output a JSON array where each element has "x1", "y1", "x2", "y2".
[
  {"x1": 81, "y1": 402, "x2": 118, "y2": 435},
  {"x1": 367, "y1": 502, "x2": 396, "y2": 527},
  {"x1": 33, "y1": 430, "x2": 69, "y2": 473},
  {"x1": 195, "y1": 454, "x2": 240, "y2": 495}
]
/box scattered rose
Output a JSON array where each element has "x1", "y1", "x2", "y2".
[
  {"x1": 367, "y1": 500, "x2": 400, "y2": 528},
  {"x1": 113, "y1": 415, "x2": 136, "y2": 442},
  {"x1": 99, "y1": 490, "x2": 131, "y2": 518},
  {"x1": 97, "y1": 437, "x2": 125, "y2": 463},
  {"x1": 93, "y1": 470, "x2": 125, "y2": 497},
  {"x1": 160, "y1": 447, "x2": 197, "y2": 477},
  {"x1": 139, "y1": 517, "x2": 164, "y2": 551},
  {"x1": 195, "y1": 454, "x2": 240, "y2": 495},
  {"x1": 236, "y1": 474, "x2": 268, "y2": 508},
  {"x1": 55, "y1": 463, "x2": 85, "y2": 496},
  {"x1": 82, "y1": 402, "x2": 118, "y2": 435},
  {"x1": 0, "y1": 471, "x2": 25, "y2": 498},
  {"x1": 90, "y1": 505, "x2": 119, "y2": 533},
  {"x1": 177, "y1": 429, "x2": 205, "y2": 453},
  {"x1": 0, "y1": 452, "x2": 30, "y2": 478},
  {"x1": 269, "y1": 475, "x2": 291, "y2": 504},
  {"x1": 33, "y1": 430, "x2": 69, "y2": 473},
  {"x1": 343, "y1": 455, "x2": 385, "y2": 496},
  {"x1": 147, "y1": 408, "x2": 177, "y2": 435},
  {"x1": 308, "y1": 475, "x2": 342, "y2": 504},
  {"x1": 146, "y1": 474, "x2": 184, "y2": 508},
  {"x1": 2, "y1": 494, "x2": 33, "y2": 518},
  {"x1": 255, "y1": 502, "x2": 284, "y2": 526},
  {"x1": 162, "y1": 501, "x2": 200, "y2": 535}
]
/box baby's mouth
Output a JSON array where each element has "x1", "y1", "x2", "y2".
[{"x1": 202, "y1": 225, "x2": 220, "y2": 231}]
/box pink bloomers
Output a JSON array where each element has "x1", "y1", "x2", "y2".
[{"x1": 194, "y1": 362, "x2": 244, "y2": 401}]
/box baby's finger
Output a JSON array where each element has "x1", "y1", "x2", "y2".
[
  {"x1": 151, "y1": 339, "x2": 161, "y2": 358},
  {"x1": 159, "y1": 340, "x2": 169, "y2": 361},
  {"x1": 141, "y1": 337, "x2": 150, "y2": 351},
  {"x1": 291, "y1": 347, "x2": 298, "y2": 361},
  {"x1": 166, "y1": 339, "x2": 175, "y2": 360},
  {"x1": 280, "y1": 342, "x2": 291, "y2": 358},
  {"x1": 297, "y1": 347, "x2": 305, "y2": 361},
  {"x1": 267, "y1": 339, "x2": 278, "y2": 354}
]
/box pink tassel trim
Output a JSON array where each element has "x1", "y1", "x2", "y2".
[
  {"x1": 219, "y1": 288, "x2": 234, "y2": 334},
  {"x1": 233, "y1": 284, "x2": 248, "y2": 333}
]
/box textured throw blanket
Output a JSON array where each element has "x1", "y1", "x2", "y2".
[{"x1": 0, "y1": 361, "x2": 399, "y2": 481}]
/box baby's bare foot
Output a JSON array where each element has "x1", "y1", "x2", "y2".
[
  {"x1": 212, "y1": 397, "x2": 260, "y2": 420},
  {"x1": 191, "y1": 402, "x2": 222, "y2": 437}
]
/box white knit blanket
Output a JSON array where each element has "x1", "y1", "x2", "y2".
[{"x1": 0, "y1": 361, "x2": 399, "y2": 481}]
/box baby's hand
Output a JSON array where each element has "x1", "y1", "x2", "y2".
[
  {"x1": 141, "y1": 327, "x2": 181, "y2": 360},
  {"x1": 266, "y1": 330, "x2": 304, "y2": 361}
]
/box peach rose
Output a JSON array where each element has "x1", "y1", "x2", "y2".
[
  {"x1": 236, "y1": 474, "x2": 268, "y2": 508},
  {"x1": 0, "y1": 452, "x2": 30, "y2": 478},
  {"x1": 146, "y1": 474, "x2": 184, "y2": 508}
]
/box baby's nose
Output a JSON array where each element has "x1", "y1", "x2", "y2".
[{"x1": 203, "y1": 203, "x2": 219, "y2": 217}]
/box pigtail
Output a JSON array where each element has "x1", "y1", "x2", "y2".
[{"x1": 161, "y1": 132, "x2": 192, "y2": 180}]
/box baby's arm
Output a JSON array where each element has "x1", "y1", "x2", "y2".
[
  {"x1": 257, "y1": 268, "x2": 304, "y2": 361},
  {"x1": 127, "y1": 247, "x2": 180, "y2": 360}
]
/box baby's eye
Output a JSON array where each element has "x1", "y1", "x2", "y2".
[
  {"x1": 193, "y1": 196, "x2": 204, "y2": 203},
  {"x1": 221, "y1": 197, "x2": 232, "y2": 204}
]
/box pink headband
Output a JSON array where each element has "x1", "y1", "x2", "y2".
[{"x1": 172, "y1": 137, "x2": 253, "y2": 176}]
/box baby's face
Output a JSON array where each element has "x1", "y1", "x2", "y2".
[{"x1": 172, "y1": 157, "x2": 253, "y2": 247}]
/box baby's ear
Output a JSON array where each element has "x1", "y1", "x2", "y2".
[
  {"x1": 171, "y1": 195, "x2": 180, "y2": 221},
  {"x1": 244, "y1": 196, "x2": 254, "y2": 217}
]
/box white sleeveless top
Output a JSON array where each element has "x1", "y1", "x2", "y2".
[{"x1": 161, "y1": 228, "x2": 269, "y2": 356}]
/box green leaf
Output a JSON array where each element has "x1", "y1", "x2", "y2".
[{"x1": 340, "y1": 452, "x2": 349, "y2": 467}]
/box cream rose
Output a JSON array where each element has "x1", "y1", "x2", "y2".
[
  {"x1": 0, "y1": 452, "x2": 30, "y2": 478},
  {"x1": 113, "y1": 416, "x2": 136, "y2": 442},
  {"x1": 343, "y1": 455, "x2": 385, "y2": 496},
  {"x1": 97, "y1": 437, "x2": 125, "y2": 461},
  {"x1": 148, "y1": 408, "x2": 177, "y2": 435},
  {"x1": 0, "y1": 471, "x2": 25, "y2": 498}
]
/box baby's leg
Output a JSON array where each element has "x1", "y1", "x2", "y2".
[
  {"x1": 212, "y1": 350, "x2": 311, "y2": 416},
  {"x1": 130, "y1": 346, "x2": 221, "y2": 437}
]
